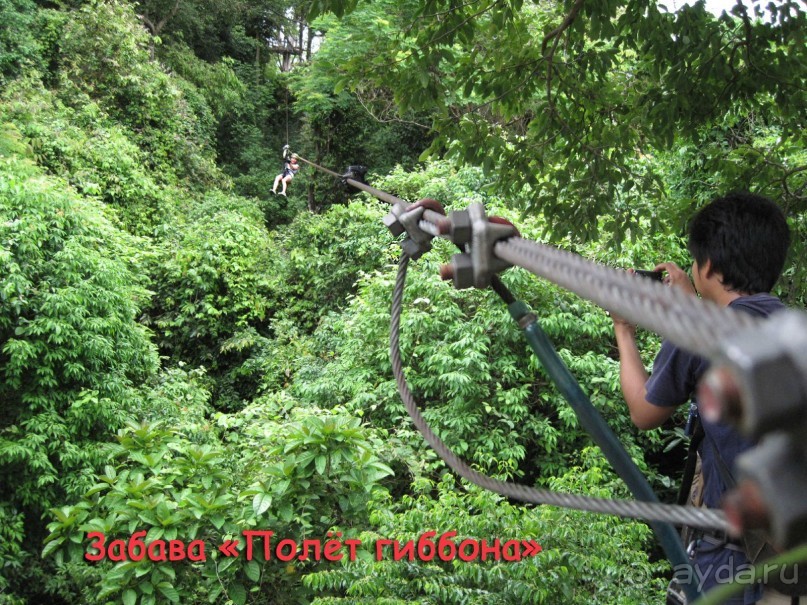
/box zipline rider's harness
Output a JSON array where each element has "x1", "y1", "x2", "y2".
[{"x1": 292, "y1": 153, "x2": 807, "y2": 605}]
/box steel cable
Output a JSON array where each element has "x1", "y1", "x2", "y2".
[
  {"x1": 391, "y1": 254, "x2": 731, "y2": 531},
  {"x1": 495, "y1": 237, "x2": 759, "y2": 360},
  {"x1": 294, "y1": 155, "x2": 405, "y2": 206},
  {"x1": 294, "y1": 155, "x2": 450, "y2": 235},
  {"x1": 293, "y1": 150, "x2": 756, "y2": 359}
]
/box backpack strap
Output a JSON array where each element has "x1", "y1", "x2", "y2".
[
  {"x1": 702, "y1": 430, "x2": 775, "y2": 563},
  {"x1": 678, "y1": 404, "x2": 705, "y2": 506}
]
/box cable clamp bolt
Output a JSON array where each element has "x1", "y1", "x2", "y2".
[
  {"x1": 384, "y1": 199, "x2": 445, "y2": 261},
  {"x1": 699, "y1": 309, "x2": 807, "y2": 438},
  {"x1": 441, "y1": 203, "x2": 518, "y2": 289},
  {"x1": 731, "y1": 434, "x2": 807, "y2": 549}
]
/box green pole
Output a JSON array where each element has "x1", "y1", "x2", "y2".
[{"x1": 509, "y1": 300, "x2": 699, "y2": 602}]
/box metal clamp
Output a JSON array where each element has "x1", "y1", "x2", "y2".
[
  {"x1": 699, "y1": 310, "x2": 807, "y2": 438},
  {"x1": 341, "y1": 165, "x2": 368, "y2": 191},
  {"x1": 726, "y1": 435, "x2": 807, "y2": 549},
  {"x1": 384, "y1": 199, "x2": 446, "y2": 261},
  {"x1": 696, "y1": 310, "x2": 807, "y2": 549},
  {"x1": 441, "y1": 203, "x2": 518, "y2": 289}
]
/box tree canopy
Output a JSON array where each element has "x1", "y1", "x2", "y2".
[{"x1": 305, "y1": 0, "x2": 805, "y2": 240}]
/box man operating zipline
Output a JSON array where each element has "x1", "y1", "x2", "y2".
[{"x1": 612, "y1": 192, "x2": 796, "y2": 605}]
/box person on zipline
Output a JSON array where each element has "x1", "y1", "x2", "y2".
[
  {"x1": 612, "y1": 192, "x2": 793, "y2": 605},
  {"x1": 272, "y1": 154, "x2": 300, "y2": 196}
]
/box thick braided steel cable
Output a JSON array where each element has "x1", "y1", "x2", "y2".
[
  {"x1": 391, "y1": 254, "x2": 730, "y2": 531},
  {"x1": 495, "y1": 238, "x2": 760, "y2": 360},
  {"x1": 294, "y1": 155, "x2": 449, "y2": 234},
  {"x1": 294, "y1": 155, "x2": 403, "y2": 206},
  {"x1": 294, "y1": 154, "x2": 756, "y2": 357}
]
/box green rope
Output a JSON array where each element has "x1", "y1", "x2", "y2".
[{"x1": 508, "y1": 300, "x2": 700, "y2": 602}]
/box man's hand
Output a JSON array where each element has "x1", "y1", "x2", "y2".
[
  {"x1": 654, "y1": 262, "x2": 697, "y2": 296},
  {"x1": 611, "y1": 302, "x2": 674, "y2": 430},
  {"x1": 609, "y1": 269, "x2": 637, "y2": 335},
  {"x1": 611, "y1": 311, "x2": 636, "y2": 336}
]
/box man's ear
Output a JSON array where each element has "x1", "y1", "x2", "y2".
[{"x1": 701, "y1": 259, "x2": 713, "y2": 278}]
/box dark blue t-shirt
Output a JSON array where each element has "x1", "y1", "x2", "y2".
[{"x1": 645, "y1": 293, "x2": 785, "y2": 508}]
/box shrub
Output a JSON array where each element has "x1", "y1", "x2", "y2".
[{"x1": 0, "y1": 155, "x2": 159, "y2": 510}]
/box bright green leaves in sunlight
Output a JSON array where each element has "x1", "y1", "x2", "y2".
[
  {"x1": 303, "y1": 468, "x2": 666, "y2": 604},
  {"x1": 0, "y1": 156, "x2": 159, "y2": 560},
  {"x1": 57, "y1": 0, "x2": 222, "y2": 186},
  {"x1": 44, "y1": 404, "x2": 394, "y2": 605},
  {"x1": 0, "y1": 0, "x2": 42, "y2": 85}
]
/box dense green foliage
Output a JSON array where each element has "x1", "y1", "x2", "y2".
[
  {"x1": 304, "y1": 465, "x2": 665, "y2": 604},
  {"x1": 0, "y1": 0, "x2": 804, "y2": 603},
  {"x1": 0, "y1": 151, "x2": 158, "y2": 518}
]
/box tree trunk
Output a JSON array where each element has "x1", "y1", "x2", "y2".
[
  {"x1": 307, "y1": 182, "x2": 316, "y2": 213},
  {"x1": 139, "y1": 0, "x2": 181, "y2": 60},
  {"x1": 255, "y1": 32, "x2": 261, "y2": 85},
  {"x1": 308, "y1": 139, "x2": 320, "y2": 212}
]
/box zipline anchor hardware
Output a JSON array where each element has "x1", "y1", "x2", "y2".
[
  {"x1": 282, "y1": 144, "x2": 292, "y2": 160},
  {"x1": 341, "y1": 165, "x2": 369, "y2": 186},
  {"x1": 728, "y1": 435, "x2": 807, "y2": 550},
  {"x1": 440, "y1": 203, "x2": 518, "y2": 288},
  {"x1": 697, "y1": 310, "x2": 807, "y2": 548},
  {"x1": 699, "y1": 310, "x2": 807, "y2": 438},
  {"x1": 384, "y1": 199, "x2": 448, "y2": 260}
]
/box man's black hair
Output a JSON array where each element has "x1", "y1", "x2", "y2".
[{"x1": 687, "y1": 192, "x2": 790, "y2": 294}]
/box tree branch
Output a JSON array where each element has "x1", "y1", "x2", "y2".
[
  {"x1": 138, "y1": 14, "x2": 156, "y2": 35},
  {"x1": 541, "y1": 0, "x2": 585, "y2": 58},
  {"x1": 155, "y1": 0, "x2": 182, "y2": 36},
  {"x1": 355, "y1": 91, "x2": 430, "y2": 129}
]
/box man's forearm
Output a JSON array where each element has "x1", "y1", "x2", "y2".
[
  {"x1": 615, "y1": 326, "x2": 648, "y2": 408},
  {"x1": 614, "y1": 325, "x2": 671, "y2": 429}
]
